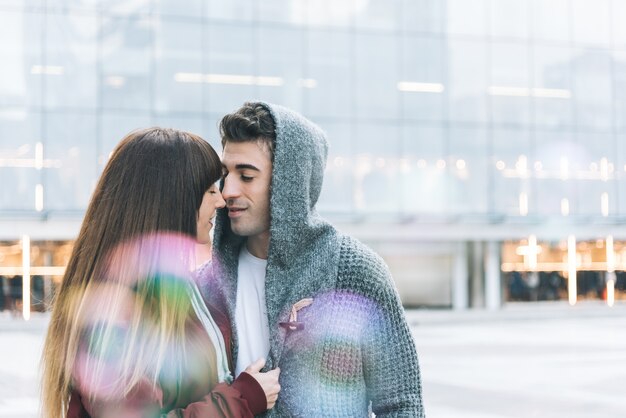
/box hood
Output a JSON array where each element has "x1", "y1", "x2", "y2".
[{"x1": 211, "y1": 102, "x2": 341, "y2": 368}]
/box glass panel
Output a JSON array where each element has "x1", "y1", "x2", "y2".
[
  {"x1": 101, "y1": 16, "x2": 152, "y2": 111},
  {"x1": 354, "y1": 33, "x2": 398, "y2": 119},
  {"x1": 354, "y1": 122, "x2": 401, "y2": 214},
  {"x1": 613, "y1": 0, "x2": 626, "y2": 49},
  {"x1": 303, "y1": 0, "x2": 355, "y2": 28},
  {"x1": 490, "y1": 42, "x2": 530, "y2": 126},
  {"x1": 613, "y1": 51, "x2": 626, "y2": 133},
  {"x1": 46, "y1": 0, "x2": 99, "y2": 12},
  {"x1": 154, "y1": 0, "x2": 203, "y2": 17},
  {"x1": 0, "y1": 0, "x2": 44, "y2": 10},
  {"x1": 316, "y1": 121, "x2": 353, "y2": 214},
  {"x1": 207, "y1": 0, "x2": 254, "y2": 22},
  {"x1": 448, "y1": 126, "x2": 489, "y2": 214},
  {"x1": 531, "y1": 0, "x2": 569, "y2": 43},
  {"x1": 534, "y1": 130, "x2": 579, "y2": 216},
  {"x1": 258, "y1": 27, "x2": 304, "y2": 111},
  {"x1": 0, "y1": 12, "x2": 42, "y2": 107},
  {"x1": 259, "y1": 0, "x2": 305, "y2": 25},
  {"x1": 492, "y1": 128, "x2": 532, "y2": 216},
  {"x1": 447, "y1": 39, "x2": 488, "y2": 123},
  {"x1": 572, "y1": 49, "x2": 612, "y2": 131},
  {"x1": 617, "y1": 134, "x2": 626, "y2": 215},
  {"x1": 401, "y1": 0, "x2": 443, "y2": 34},
  {"x1": 98, "y1": 0, "x2": 152, "y2": 15},
  {"x1": 206, "y1": 24, "x2": 256, "y2": 114},
  {"x1": 154, "y1": 19, "x2": 203, "y2": 113},
  {"x1": 571, "y1": 0, "x2": 611, "y2": 47},
  {"x1": 401, "y1": 123, "x2": 446, "y2": 214},
  {"x1": 305, "y1": 30, "x2": 352, "y2": 119},
  {"x1": 151, "y1": 115, "x2": 204, "y2": 138},
  {"x1": 0, "y1": 109, "x2": 41, "y2": 211},
  {"x1": 401, "y1": 36, "x2": 445, "y2": 121},
  {"x1": 99, "y1": 112, "x2": 150, "y2": 170},
  {"x1": 354, "y1": 0, "x2": 399, "y2": 31},
  {"x1": 44, "y1": 112, "x2": 98, "y2": 211},
  {"x1": 576, "y1": 132, "x2": 617, "y2": 216},
  {"x1": 532, "y1": 46, "x2": 573, "y2": 129},
  {"x1": 446, "y1": 0, "x2": 488, "y2": 37},
  {"x1": 45, "y1": 12, "x2": 98, "y2": 109},
  {"x1": 490, "y1": 0, "x2": 529, "y2": 39}
]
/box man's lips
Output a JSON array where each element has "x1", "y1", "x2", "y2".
[{"x1": 227, "y1": 207, "x2": 246, "y2": 218}]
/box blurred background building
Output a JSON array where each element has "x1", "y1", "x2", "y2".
[{"x1": 1, "y1": 0, "x2": 626, "y2": 316}]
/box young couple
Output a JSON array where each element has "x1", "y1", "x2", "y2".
[{"x1": 41, "y1": 102, "x2": 425, "y2": 417}]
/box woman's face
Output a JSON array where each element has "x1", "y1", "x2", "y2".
[{"x1": 196, "y1": 183, "x2": 225, "y2": 244}]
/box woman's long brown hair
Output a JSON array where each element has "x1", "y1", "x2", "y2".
[{"x1": 40, "y1": 128, "x2": 222, "y2": 418}]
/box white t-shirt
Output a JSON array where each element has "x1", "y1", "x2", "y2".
[{"x1": 234, "y1": 245, "x2": 270, "y2": 376}]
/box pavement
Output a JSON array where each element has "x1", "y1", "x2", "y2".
[{"x1": 0, "y1": 301, "x2": 624, "y2": 418}]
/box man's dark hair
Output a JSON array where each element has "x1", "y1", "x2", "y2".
[{"x1": 219, "y1": 102, "x2": 276, "y2": 159}]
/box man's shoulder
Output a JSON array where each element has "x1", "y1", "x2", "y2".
[{"x1": 336, "y1": 234, "x2": 393, "y2": 288}]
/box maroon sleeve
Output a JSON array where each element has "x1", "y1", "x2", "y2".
[
  {"x1": 165, "y1": 381, "x2": 256, "y2": 418},
  {"x1": 231, "y1": 372, "x2": 267, "y2": 416}
]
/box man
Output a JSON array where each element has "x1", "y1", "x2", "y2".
[{"x1": 204, "y1": 102, "x2": 424, "y2": 417}]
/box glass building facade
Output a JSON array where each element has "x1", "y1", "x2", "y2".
[{"x1": 2, "y1": 0, "x2": 626, "y2": 310}]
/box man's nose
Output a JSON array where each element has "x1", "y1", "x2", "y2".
[{"x1": 221, "y1": 176, "x2": 240, "y2": 200}]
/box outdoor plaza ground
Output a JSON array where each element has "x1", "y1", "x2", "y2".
[{"x1": 0, "y1": 301, "x2": 624, "y2": 418}]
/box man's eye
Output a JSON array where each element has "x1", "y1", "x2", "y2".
[{"x1": 241, "y1": 175, "x2": 253, "y2": 182}]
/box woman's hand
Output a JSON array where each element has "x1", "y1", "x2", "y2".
[{"x1": 244, "y1": 358, "x2": 281, "y2": 409}]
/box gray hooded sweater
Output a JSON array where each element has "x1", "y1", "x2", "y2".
[{"x1": 204, "y1": 102, "x2": 424, "y2": 417}]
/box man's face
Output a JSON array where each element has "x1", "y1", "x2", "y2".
[{"x1": 221, "y1": 140, "x2": 272, "y2": 241}]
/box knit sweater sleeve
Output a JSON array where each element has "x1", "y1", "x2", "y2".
[{"x1": 338, "y1": 237, "x2": 425, "y2": 418}]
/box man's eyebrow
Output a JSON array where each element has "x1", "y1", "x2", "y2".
[{"x1": 233, "y1": 163, "x2": 261, "y2": 171}]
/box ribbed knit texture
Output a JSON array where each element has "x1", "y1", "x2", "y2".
[{"x1": 205, "y1": 102, "x2": 424, "y2": 417}]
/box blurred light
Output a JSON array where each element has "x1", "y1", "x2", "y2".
[
  {"x1": 298, "y1": 78, "x2": 317, "y2": 88},
  {"x1": 397, "y1": 81, "x2": 444, "y2": 93},
  {"x1": 600, "y1": 158, "x2": 609, "y2": 181},
  {"x1": 417, "y1": 159, "x2": 427, "y2": 169},
  {"x1": 174, "y1": 72, "x2": 284, "y2": 87},
  {"x1": 400, "y1": 158, "x2": 411, "y2": 173},
  {"x1": 375, "y1": 158, "x2": 386, "y2": 168},
  {"x1": 531, "y1": 88, "x2": 572, "y2": 99},
  {"x1": 487, "y1": 86, "x2": 572, "y2": 99},
  {"x1": 333, "y1": 157, "x2": 344, "y2": 167},
  {"x1": 561, "y1": 198, "x2": 569, "y2": 216},
  {"x1": 35, "y1": 184, "x2": 43, "y2": 212},
  {"x1": 35, "y1": 142, "x2": 43, "y2": 170},
  {"x1": 534, "y1": 161, "x2": 543, "y2": 171},
  {"x1": 567, "y1": 235, "x2": 576, "y2": 305},
  {"x1": 456, "y1": 159, "x2": 466, "y2": 170},
  {"x1": 69, "y1": 147, "x2": 80, "y2": 158},
  {"x1": 529, "y1": 235, "x2": 538, "y2": 270},
  {"x1": 515, "y1": 155, "x2": 528, "y2": 177},
  {"x1": 105, "y1": 76, "x2": 126, "y2": 88},
  {"x1": 607, "y1": 236, "x2": 615, "y2": 273},
  {"x1": 436, "y1": 159, "x2": 446, "y2": 169},
  {"x1": 590, "y1": 162, "x2": 598, "y2": 171},
  {"x1": 601, "y1": 192, "x2": 609, "y2": 217},
  {"x1": 606, "y1": 272, "x2": 615, "y2": 307},
  {"x1": 22, "y1": 235, "x2": 30, "y2": 321},
  {"x1": 567, "y1": 235, "x2": 577, "y2": 306},
  {"x1": 496, "y1": 160, "x2": 505, "y2": 170},
  {"x1": 31, "y1": 65, "x2": 64, "y2": 75},
  {"x1": 519, "y1": 192, "x2": 528, "y2": 216},
  {"x1": 560, "y1": 157, "x2": 568, "y2": 180}
]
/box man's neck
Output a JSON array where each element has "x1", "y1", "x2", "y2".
[{"x1": 246, "y1": 233, "x2": 270, "y2": 260}]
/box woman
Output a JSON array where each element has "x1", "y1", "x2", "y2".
[{"x1": 41, "y1": 128, "x2": 279, "y2": 418}]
